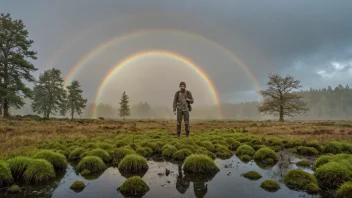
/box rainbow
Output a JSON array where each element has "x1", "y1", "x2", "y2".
[
  {"x1": 63, "y1": 29, "x2": 261, "y2": 92},
  {"x1": 92, "y1": 50, "x2": 221, "y2": 118}
]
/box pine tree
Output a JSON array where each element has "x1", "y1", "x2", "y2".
[
  {"x1": 258, "y1": 74, "x2": 308, "y2": 121},
  {"x1": 119, "y1": 91, "x2": 130, "y2": 120},
  {"x1": 31, "y1": 68, "x2": 66, "y2": 119},
  {"x1": 0, "y1": 13, "x2": 38, "y2": 117},
  {"x1": 64, "y1": 80, "x2": 87, "y2": 120}
]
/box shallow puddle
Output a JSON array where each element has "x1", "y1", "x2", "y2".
[{"x1": 0, "y1": 151, "x2": 332, "y2": 198}]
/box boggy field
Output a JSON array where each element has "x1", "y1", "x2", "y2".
[{"x1": 0, "y1": 118, "x2": 352, "y2": 198}]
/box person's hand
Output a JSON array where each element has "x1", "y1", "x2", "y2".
[
  {"x1": 173, "y1": 111, "x2": 176, "y2": 115},
  {"x1": 186, "y1": 98, "x2": 191, "y2": 102}
]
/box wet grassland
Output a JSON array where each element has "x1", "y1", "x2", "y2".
[{"x1": 0, "y1": 118, "x2": 352, "y2": 197}]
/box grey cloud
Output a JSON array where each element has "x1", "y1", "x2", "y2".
[{"x1": 2, "y1": 0, "x2": 352, "y2": 104}]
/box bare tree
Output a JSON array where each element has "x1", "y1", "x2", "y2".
[{"x1": 258, "y1": 74, "x2": 308, "y2": 121}]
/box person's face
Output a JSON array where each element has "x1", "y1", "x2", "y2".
[{"x1": 179, "y1": 84, "x2": 185, "y2": 91}]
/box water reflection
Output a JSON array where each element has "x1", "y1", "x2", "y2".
[
  {"x1": 0, "y1": 152, "x2": 327, "y2": 198},
  {"x1": 176, "y1": 164, "x2": 190, "y2": 194}
]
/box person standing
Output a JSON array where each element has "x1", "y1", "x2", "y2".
[{"x1": 173, "y1": 82, "x2": 194, "y2": 137}]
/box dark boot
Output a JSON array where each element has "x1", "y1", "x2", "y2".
[
  {"x1": 176, "y1": 123, "x2": 181, "y2": 137},
  {"x1": 185, "y1": 124, "x2": 190, "y2": 137}
]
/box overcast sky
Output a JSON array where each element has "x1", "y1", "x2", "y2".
[{"x1": 2, "y1": 0, "x2": 352, "y2": 106}]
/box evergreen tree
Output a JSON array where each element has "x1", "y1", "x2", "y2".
[
  {"x1": 0, "y1": 13, "x2": 37, "y2": 117},
  {"x1": 119, "y1": 91, "x2": 130, "y2": 120},
  {"x1": 64, "y1": 80, "x2": 87, "y2": 120},
  {"x1": 258, "y1": 74, "x2": 308, "y2": 121},
  {"x1": 31, "y1": 68, "x2": 66, "y2": 119}
]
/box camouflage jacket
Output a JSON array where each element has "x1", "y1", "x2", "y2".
[{"x1": 173, "y1": 90, "x2": 194, "y2": 112}]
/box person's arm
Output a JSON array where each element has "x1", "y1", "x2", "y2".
[
  {"x1": 173, "y1": 92, "x2": 178, "y2": 111},
  {"x1": 187, "y1": 91, "x2": 194, "y2": 104}
]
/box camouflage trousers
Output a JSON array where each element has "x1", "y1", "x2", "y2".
[{"x1": 177, "y1": 110, "x2": 190, "y2": 137}]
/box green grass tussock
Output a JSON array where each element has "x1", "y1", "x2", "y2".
[
  {"x1": 199, "y1": 141, "x2": 215, "y2": 152},
  {"x1": 118, "y1": 154, "x2": 148, "y2": 173},
  {"x1": 136, "y1": 147, "x2": 153, "y2": 157},
  {"x1": 6, "y1": 156, "x2": 33, "y2": 180},
  {"x1": 324, "y1": 141, "x2": 344, "y2": 154},
  {"x1": 240, "y1": 155, "x2": 252, "y2": 163},
  {"x1": 33, "y1": 150, "x2": 68, "y2": 170},
  {"x1": 297, "y1": 146, "x2": 320, "y2": 156},
  {"x1": 225, "y1": 139, "x2": 241, "y2": 150},
  {"x1": 23, "y1": 159, "x2": 55, "y2": 183},
  {"x1": 314, "y1": 161, "x2": 352, "y2": 189},
  {"x1": 70, "y1": 181, "x2": 86, "y2": 191},
  {"x1": 296, "y1": 160, "x2": 311, "y2": 167},
  {"x1": 173, "y1": 149, "x2": 193, "y2": 161},
  {"x1": 335, "y1": 181, "x2": 352, "y2": 198},
  {"x1": 162, "y1": 144, "x2": 178, "y2": 158},
  {"x1": 109, "y1": 148, "x2": 136, "y2": 165},
  {"x1": 68, "y1": 147, "x2": 85, "y2": 161},
  {"x1": 242, "y1": 171, "x2": 262, "y2": 180},
  {"x1": 0, "y1": 161, "x2": 13, "y2": 186},
  {"x1": 118, "y1": 176, "x2": 150, "y2": 196},
  {"x1": 260, "y1": 180, "x2": 280, "y2": 192},
  {"x1": 7, "y1": 184, "x2": 21, "y2": 193},
  {"x1": 214, "y1": 144, "x2": 233, "y2": 159},
  {"x1": 236, "y1": 145, "x2": 255, "y2": 157},
  {"x1": 183, "y1": 154, "x2": 220, "y2": 174},
  {"x1": 80, "y1": 148, "x2": 111, "y2": 163},
  {"x1": 284, "y1": 169, "x2": 318, "y2": 191},
  {"x1": 253, "y1": 148, "x2": 278, "y2": 165},
  {"x1": 96, "y1": 142, "x2": 114, "y2": 150},
  {"x1": 77, "y1": 156, "x2": 107, "y2": 173},
  {"x1": 80, "y1": 169, "x2": 91, "y2": 176}
]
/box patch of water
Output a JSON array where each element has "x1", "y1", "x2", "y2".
[{"x1": 0, "y1": 151, "x2": 329, "y2": 198}]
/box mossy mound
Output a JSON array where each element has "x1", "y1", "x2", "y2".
[
  {"x1": 199, "y1": 141, "x2": 215, "y2": 152},
  {"x1": 253, "y1": 148, "x2": 278, "y2": 165},
  {"x1": 269, "y1": 145, "x2": 282, "y2": 152},
  {"x1": 23, "y1": 159, "x2": 55, "y2": 183},
  {"x1": 314, "y1": 155, "x2": 334, "y2": 169},
  {"x1": 242, "y1": 171, "x2": 262, "y2": 180},
  {"x1": 80, "y1": 169, "x2": 91, "y2": 176},
  {"x1": 118, "y1": 154, "x2": 148, "y2": 173},
  {"x1": 324, "y1": 141, "x2": 344, "y2": 154},
  {"x1": 77, "y1": 156, "x2": 107, "y2": 173},
  {"x1": 80, "y1": 148, "x2": 111, "y2": 163},
  {"x1": 7, "y1": 184, "x2": 21, "y2": 193},
  {"x1": 236, "y1": 145, "x2": 255, "y2": 157},
  {"x1": 297, "y1": 146, "x2": 319, "y2": 156},
  {"x1": 240, "y1": 155, "x2": 252, "y2": 163},
  {"x1": 214, "y1": 144, "x2": 233, "y2": 159},
  {"x1": 336, "y1": 181, "x2": 352, "y2": 198},
  {"x1": 253, "y1": 145, "x2": 267, "y2": 151},
  {"x1": 33, "y1": 150, "x2": 68, "y2": 170},
  {"x1": 141, "y1": 142, "x2": 162, "y2": 154},
  {"x1": 118, "y1": 176, "x2": 150, "y2": 196},
  {"x1": 96, "y1": 142, "x2": 114, "y2": 150},
  {"x1": 260, "y1": 180, "x2": 280, "y2": 192},
  {"x1": 109, "y1": 148, "x2": 136, "y2": 164},
  {"x1": 0, "y1": 161, "x2": 13, "y2": 186},
  {"x1": 196, "y1": 150, "x2": 216, "y2": 160},
  {"x1": 306, "y1": 141, "x2": 323, "y2": 152},
  {"x1": 305, "y1": 183, "x2": 320, "y2": 194},
  {"x1": 183, "y1": 154, "x2": 220, "y2": 174},
  {"x1": 136, "y1": 147, "x2": 153, "y2": 157},
  {"x1": 225, "y1": 139, "x2": 241, "y2": 150},
  {"x1": 116, "y1": 140, "x2": 129, "y2": 148},
  {"x1": 162, "y1": 144, "x2": 178, "y2": 158},
  {"x1": 70, "y1": 181, "x2": 86, "y2": 191},
  {"x1": 85, "y1": 143, "x2": 98, "y2": 149},
  {"x1": 284, "y1": 169, "x2": 318, "y2": 191},
  {"x1": 68, "y1": 147, "x2": 85, "y2": 161},
  {"x1": 6, "y1": 156, "x2": 33, "y2": 180},
  {"x1": 314, "y1": 161, "x2": 352, "y2": 189},
  {"x1": 173, "y1": 149, "x2": 193, "y2": 161},
  {"x1": 296, "y1": 160, "x2": 311, "y2": 167}
]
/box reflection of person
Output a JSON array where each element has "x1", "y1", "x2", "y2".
[
  {"x1": 193, "y1": 182, "x2": 208, "y2": 198},
  {"x1": 173, "y1": 82, "x2": 194, "y2": 137},
  {"x1": 176, "y1": 165, "x2": 190, "y2": 194}
]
